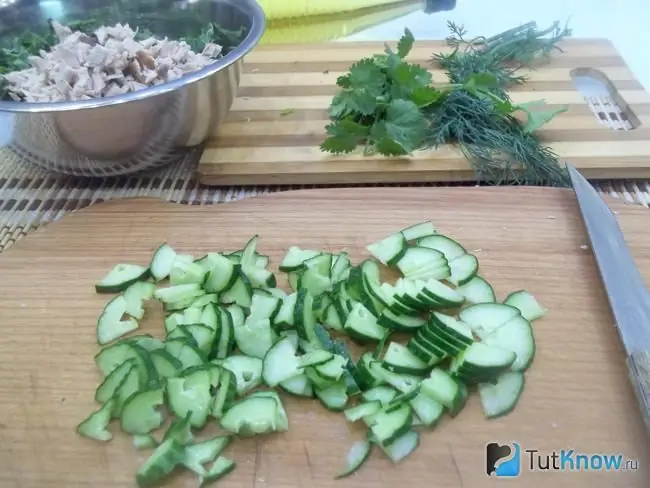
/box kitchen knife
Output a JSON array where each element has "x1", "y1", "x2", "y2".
[{"x1": 567, "y1": 163, "x2": 650, "y2": 434}]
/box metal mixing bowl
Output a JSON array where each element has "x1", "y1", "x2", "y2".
[{"x1": 0, "y1": 0, "x2": 266, "y2": 177}]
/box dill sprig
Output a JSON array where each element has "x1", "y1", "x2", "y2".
[{"x1": 426, "y1": 21, "x2": 573, "y2": 186}]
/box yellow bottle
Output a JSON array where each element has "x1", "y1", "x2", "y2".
[
  {"x1": 259, "y1": 0, "x2": 457, "y2": 45},
  {"x1": 258, "y1": 0, "x2": 405, "y2": 20}
]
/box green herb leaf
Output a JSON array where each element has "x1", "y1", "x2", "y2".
[
  {"x1": 516, "y1": 101, "x2": 568, "y2": 133},
  {"x1": 410, "y1": 86, "x2": 444, "y2": 108},
  {"x1": 320, "y1": 119, "x2": 371, "y2": 155},
  {"x1": 371, "y1": 99, "x2": 426, "y2": 156},
  {"x1": 396, "y1": 28, "x2": 415, "y2": 59}
]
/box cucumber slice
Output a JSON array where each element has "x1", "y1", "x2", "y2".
[
  {"x1": 344, "y1": 401, "x2": 382, "y2": 422},
  {"x1": 135, "y1": 438, "x2": 185, "y2": 488},
  {"x1": 214, "y1": 355, "x2": 263, "y2": 395},
  {"x1": 76, "y1": 398, "x2": 115, "y2": 441},
  {"x1": 211, "y1": 368, "x2": 238, "y2": 419},
  {"x1": 166, "y1": 367, "x2": 213, "y2": 428},
  {"x1": 95, "y1": 359, "x2": 137, "y2": 403},
  {"x1": 335, "y1": 440, "x2": 373, "y2": 479},
  {"x1": 504, "y1": 290, "x2": 546, "y2": 321},
  {"x1": 164, "y1": 338, "x2": 206, "y2": 370},
  {"x1": 154, "y1": 284, "x2": 204, "y2": 304},
  {"x1": 456, "y1": 276, "x2": 496, "y2": 304},
  {"x1": 279, "y1": 246, "x2": 321, "y2": 272},
  {"x1": 199, "y1": 456, "x2": 236, "y2": 487},
  {"x1": 417, "y1": 235, "x2": 466, "y2": 260},
  {"x1": 418, "y1": 278, "x2": 465, "y2": 308},
  {"x1": 219, "y1": 396, "x2": 279, "y2": 437},
  {"x1": 247, "y1": 291, "x2": 282, "y2": 325},
  {"x1": 150, "y1": 350, "x2": 182, "y2": 379},
  {"x1": 377, "y1": 430, "x2": 420, "y2": 463},
  {"x1": 294, "y1": 289, "x2": 319, "y2": 347},
  {"x1": 95, "y1": 263, "x2": 150, "y2": 293},
  {"x1": 169, "y1": 254, "x2": 206, "y2": 286},
  {"x1": 234, "y1": 318, "x2": 276, "y2": 359},
  {"x1": 203, "y1": 254, "x2": 238, "y2": 293},
  {"x1": 273, "y1": 292, "x2": 298, "y2": 330},
  {"x1": 409, "y1": 391, "x2": 444, "y2": 426},
  {"x1": 430, "y1": 313, "x2": 474, "y2": 345},
  {"x1": 396, "y1": 247, "x2": 446, "y2": 277},
  {"x1": 121, "y1": 387, "x2": 165, "y2": 434},
  {"x1": 262, "y1": 336, "x2": 303, "y2": 387},
  {"x1": 150, "y1": 244, "x2": 177, "y2": 281},
  {"x1": 481, "y1": 316, "x2": 535, "y2": 371},
  {"x1": 377, "y1": 309, "x2": 426, "y2": 332},
  {"x1": 248, "y1": 390, "x2": 289, "y2": 431},
  {"x1": 183, "y1": 436, "x2": 232, "y2": 475},
  {"x1": 382, "y1": 342, "x2": 429, "y2": 375},
  {"x1": 478, "y1": 371, "x2": 525, "y2": 419},
  {"x1": 315, "y1": 381, "x2": 349, "y2": 411},
  {"x1": 449, "y1": 342, "x2": 516, "y2": 383},
  {"x1": 366, "y1": 232, "x2": 408, "y2": 266},
  {"x1": 221, "y1": 270, "x2": 253, "y2": 308},
  {"x1": 280, "y1": 373, "x2": 314, "y2": 397},
  {"x1": 420, "y1": 369, "x2": 463, "y2": 412},
  {"x1": 361, "y1": 386, "x2": 398, "y2": 406},
  {"x1": 400, "y1": 221, "x2": 436, "y2": 241},
  {"x1": 369, "y1": 404, "x2": 412, "y2": 446},
  {"x1": 448, "y1": 253, "x2": 479, "y2": 286},
  {"x1": 123, "y1": 282, "x2": 156, "y2": 320},
  {"x1": 344, "y1": 302, "x2": 386, "y2": 342},
  {"x1": 458, "y1": 303, "x2": 521, "y2": 336},
  {"x1": 133, "y1": 434, "x2": 158, "y2": 450},
  {"x1": 96, "y1": 295, "x2": 139, "y2": 345}
]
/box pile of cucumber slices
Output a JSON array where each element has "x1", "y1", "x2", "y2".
[{"x1": 77, "y1": 220, "x2": 546, "y2": 487}]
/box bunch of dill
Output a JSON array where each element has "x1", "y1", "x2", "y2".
[{"x1": 425, "y1": 21, "x2": 573, "y2": 186}]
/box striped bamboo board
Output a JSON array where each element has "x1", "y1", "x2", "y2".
[{"x1": 197, "y1": 39, "x2": 650, "y2": 186}]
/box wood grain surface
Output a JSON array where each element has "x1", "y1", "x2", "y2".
[
  {"x1": 1, "y1": 187, "x2": 649, "y2": 487},
  {"x1": 196, "y1": 39, "x2": 650, "y2": 186}
]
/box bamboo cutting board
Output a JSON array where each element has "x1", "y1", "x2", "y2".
[
  {"x1": 0, "y1": 187, "x2": 649, "y2": 487},
  {"x1": 197, "y1": 39, "x2": 650, "y2": 186}
]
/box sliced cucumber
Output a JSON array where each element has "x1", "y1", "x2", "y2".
[
  {"x1": 204, "y1": 254, "x2": 238, "y2": 293},
  {"x1": 369, "y1": 404, "x2": 412, "y2": 446},
  {"x1": 279, "y1": 246, "x2": 321, "y2": 272},
  {"x1": 96, "y1": 263, "x2": 150, "y2": 294},
  {"x1": 400, "y1": 221, "x2": 436, "y2": 241},
  {"x1": 280, "y1": 374, "x2": 314, "y2": 397},
  {"x1": 481, "y1": 316, "x2": 535, "y2": 371},
  {"x1": 262, "y1": 336, "x2": 303, "y2": 387},
  {"x1": 214, "y1": 355, "x2": 263, "y2": 396},
  {"x1": 166, "y1": 367, "x2": 213, "y2": 428},
  {"x1": 315, "y1": 381, "x2": 349, "y2": 411},
  {"x1": 154, "y1": 284, "x2": 204, "y2": 304},
  {"x1": 335, "y1": 440, "x2": 373, "y2": 479},
  {"x1": 478, "y1": 371, "x2": 525, "y2": 419},
  {"x1": 409, "y1": 391, "x2": 444, "y2": 426},
  {"x1": 361, "y1": 386, "x2": 398, "y2": 406},
  {"x1": 121, "y1": 387, "x2": 165, "y2": 434},
  {"x1": 219, "y1": 395, "x2": 279, "y2": 437},
  {"x1": 76, "y1": 398, "x2": 115, "y2": 441},
  {"x1": 123, "y1": 282, "x2": 156, "y2": 320},
  {"x1": 344, "y1": 302, "x2": 386, "y2": 342},
  {"x1": 366, "y1": 232, "x2": 408, "y2": 266},
  {"x1": 183, "y1": 436, "x2": 232, "y2": 475},
  {"x1": 96, "y1": 295, "x2": 139, "y2": 345},
  {"x1": 382, "y1": 342, "x2": 429, "y2": 375},
  {"x1": 135, "y1": 438, "x2": 185, "y2": 488},
  {"x1": 150, "y1": 244, "x2": 177, "y2": 281},
  {"x1": 377, "y1": 308, "x2": 426, "y2": 332},
  {"x1": 420, "y1": 369, "x2": 464, "y2": 412},
  {"x1": 199, "y1": 456, "x2": 236, "y2": 487},
  {"x1": 344, "y1": 401, "x2": 382, "y2": 422},
  {"x1": 396, "y1": 247, "x2": 446, "y2": 277},
  {"x1": 504, "y1": 290, "x2": 546, "y2": 321},
  {"x1": 458, "y1": 303, "x2": 521, "y2": 336},
  {"x1": 377, "y1": 430, "x2": 420, "y2": 463},
  {"x1": 456, "y1": 276, "x2": 496, "y2": 304}
]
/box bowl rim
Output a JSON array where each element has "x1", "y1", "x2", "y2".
[{"x1": 0, "y1": 0, "x2": 266, "y2": 113}]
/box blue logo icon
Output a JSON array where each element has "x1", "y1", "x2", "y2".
[{"x1": 486, "y1": 442, "x2": 521, "y2": 477}]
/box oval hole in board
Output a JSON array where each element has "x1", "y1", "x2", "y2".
[{"x1": 570, "y1": 67, "x2": 641, "y2": 131}]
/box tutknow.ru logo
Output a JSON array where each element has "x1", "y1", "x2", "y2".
[{"x1": 486, "y1": 442, "x2": 639, "y2": 477}]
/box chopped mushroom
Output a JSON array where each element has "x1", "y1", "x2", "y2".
[{"x1": 2, "y1": 21, "x2": 224, "y2": 103}]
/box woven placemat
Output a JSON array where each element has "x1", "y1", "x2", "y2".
[{"x1": 1, "y1": 144, "x2": 650, "y2": 254}]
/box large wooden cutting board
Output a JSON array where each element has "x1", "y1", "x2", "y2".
[
  {"x1": 0, "y1": 187, "x2": 649, "y2": 487},
  {"x1": 196, "y1": 39, "x2": 650, "y2": 186}
]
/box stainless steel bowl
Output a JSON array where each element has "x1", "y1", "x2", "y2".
[{"x1": 0, "y1": 0, "x2": 266, "y2": 177}]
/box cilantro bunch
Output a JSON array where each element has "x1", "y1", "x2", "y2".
[
  {"x1": 320, "y1": 30, "x2": 442, "y2": 157},
  {"x1": 320, "y1": 24, "x2": 573, "y2": 187}
]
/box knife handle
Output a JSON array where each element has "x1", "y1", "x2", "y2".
[{"x1": 627, "y1": 351, "x2": 650, "y2": 434}]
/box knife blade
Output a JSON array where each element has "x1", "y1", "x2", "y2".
[{"x1": 567, "y1": 163, "x2": 650, "y2": 433}]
